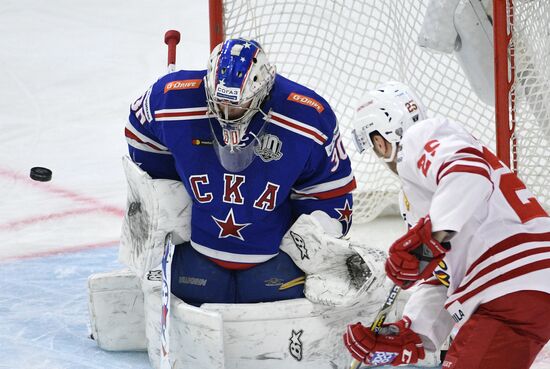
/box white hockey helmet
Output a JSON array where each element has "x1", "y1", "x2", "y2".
[{"x1": 351, "y1": 81, "x2": 427, "y2": 162}]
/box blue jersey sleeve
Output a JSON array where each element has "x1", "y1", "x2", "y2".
[
  {"x1": 125, "y1": 79, "x2": 180, "y2": 180},
  {"x1": 290, "y1": 103, "x2": 356, "y2": 235}
]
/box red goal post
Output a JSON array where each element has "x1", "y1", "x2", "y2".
[{"x1": 208, "y1": 0, "x2": 550, "y2": 223}]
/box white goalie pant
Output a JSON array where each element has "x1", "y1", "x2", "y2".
[{"x1": 142, "y1": 273, "x2": 398, "y2": 369}]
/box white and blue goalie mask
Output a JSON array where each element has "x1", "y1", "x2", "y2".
[{"x1": 205, "y1": 38, "x2": 276, "y2": 172}]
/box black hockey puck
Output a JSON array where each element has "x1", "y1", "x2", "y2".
[{"x1": 30, "y1": 167, "x2": 52, "y2": 182}]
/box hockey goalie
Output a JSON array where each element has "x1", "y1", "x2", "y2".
[{"x1": 87, "y1": 37, "x2": 402, "y2": 369}]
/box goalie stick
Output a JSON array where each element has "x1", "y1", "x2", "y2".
[
  {"x1": 348, "y1": 284, "x2": 402, "y2": 369},
  {"x1": 160, "y1": 233, "x2": 175, "y2": 369},
  {"x1": 160, "y1": 30, "x2": 180, "y2": 369}
]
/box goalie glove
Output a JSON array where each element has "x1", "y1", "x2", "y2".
[
  {"x1": 343, "y1": 317, "x2": 425, "y2": 367},
  {"x1": 385, "y1": 216, "x2": 450, "y2": 289},
  {"x1": 280, "y1": 211, "x2": 387, "y2": 306}
]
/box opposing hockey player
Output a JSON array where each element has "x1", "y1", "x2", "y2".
[
  {"x1": 344, "y1": 81, "x2": 550, "y2": 369},
  {"x1": 124, "y1": 38, "x2": 358, "y2": 304}
]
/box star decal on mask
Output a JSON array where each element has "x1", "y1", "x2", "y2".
[
  {"x1": 240, "y1": 57, "x2": 246, "y2": 62},
  {"x1": 212, "y1": 208, "x2": 251, "y2": 241},
  {"x1": 243, "y1": 42, "x2": 251, "y2": 49},
  {"x1": 335, "y1": 199, "x2": 353, "y2": 225}
]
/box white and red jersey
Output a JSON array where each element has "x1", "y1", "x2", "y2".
[{"x1": 397, "y1": 116, "x2": 550, "y2": 350}]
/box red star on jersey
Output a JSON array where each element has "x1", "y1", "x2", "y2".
[
  {"x1": 212, "y1": 208, "x2": 251, "y2": 241},
  {"x1": 336, "y1": 199, "x2": 353, "y2": 224}
]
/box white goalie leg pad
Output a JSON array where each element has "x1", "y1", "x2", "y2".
[
  {"x1": 119, "y1": 155, "x2": 192, "y2": 278},
  {"x1": 143, "y1": 290, "x2": 390, "y2": 369},
  {"x1": 142, "y1": 270, "x2": 225, "y2": 369},
  {"x1": 87, "y1": 269, "x2": 147, "y2": 351},
  {"x1": 453, "y1": 0, "x2": 494, "y2": 105},
  {"x1": 417, "y1": 0, "x2": 461, "y2": 53},
  {"x1": 280, "y1": 211, "x2": 387, "y2": 306}
]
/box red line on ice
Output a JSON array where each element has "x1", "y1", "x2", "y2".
[
  {"x1": 0, "y1": 207, "x2": 116, "y2": 231},
  {"x1": 0, "y1": 168, "x2": 124, "y2": 223},
  {"x1": 0, "y1": 239, "x2": 119, "y2": 262}
]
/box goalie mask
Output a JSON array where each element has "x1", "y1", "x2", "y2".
[
  {"x1": 205, "y1": 38, "x2": 276, "y2": 172},
  {"x1": 351, "y1": 81, "x2": 427, "y2": 162}
]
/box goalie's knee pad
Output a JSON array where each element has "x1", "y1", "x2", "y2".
[
  {"x1": 143, "y1": 293, "x2": 389, "y2": 369},
  {"x1": 87, "y1": 269, "x2": 147, "y2": 351}
]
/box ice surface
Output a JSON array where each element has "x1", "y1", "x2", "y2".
[{"x1": 0, "y1": 247, "x2": 150, "y2": 369}]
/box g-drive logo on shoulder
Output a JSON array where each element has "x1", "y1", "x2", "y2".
[{"x1": 215, "y1": 84, "x2": 241, "y2": 101}]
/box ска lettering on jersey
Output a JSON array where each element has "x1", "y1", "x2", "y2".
[{"x1": 189, "y1": 173, "x2": 280, "y2": 212}]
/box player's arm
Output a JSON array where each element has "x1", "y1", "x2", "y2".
[
  {"x1": 290, "y1": 113, "x2": 356, "y2": 236},
  {"x1": 387, "y1": 138, "x2": 493, "y2": 288},
  {"x1": 402, "y1": 281, "x2": 454, "y2": 352},
  {"x1": 428, "y1": 146, "x2": 494, "y2": 234},
  {"x1": 126, "y1": 84, "x2": 180, "y2": 180}
]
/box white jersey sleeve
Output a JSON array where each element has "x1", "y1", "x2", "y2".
[
  {"x1": 402, "y1": 280, "x2": 455, "y2": 352},
  {"x1": 397, "y1": 116, "x2": 494, "y2": 233}
]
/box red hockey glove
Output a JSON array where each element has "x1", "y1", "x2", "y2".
[
  {"x1": 385, "y1": 216, "x2": 449, "y2": 289},
  {"x1": 343, "y1": 317, "x2": 425, "y2": 366}
]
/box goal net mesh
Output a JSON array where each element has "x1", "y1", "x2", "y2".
[
  {"x1": 511, "y1": 0, "x2": 550, "y2": 214},
  {"x1": 219, "y1": 0, "x2": 549, "y2": 223}
]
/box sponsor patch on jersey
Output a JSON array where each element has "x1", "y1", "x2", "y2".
[
  {"x1": 287, "y1": 92, "x2": 325, "y2": 113},
  {"x1": 164, "y1": 79, "x2": 202, "y2": 93},
  {"x1": 434, "y1": 260, "x2": 450, "y2": 287},
  {"x1": 254, "y1": 134, "x2": 283, "y2": 162}
]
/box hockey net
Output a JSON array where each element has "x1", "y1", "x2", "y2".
[{"x1": 210, "y1": 0, "x2": 550, "y2": 224}]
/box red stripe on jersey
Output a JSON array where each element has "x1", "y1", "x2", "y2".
[
  {"x1": 270, "y1": 114, "x2": 327, "y2": 144},
  {"x1": 446, "y1": 259, "x2": 550, "y2": 309},
  {"x1": 420, "y1": 279, "x2": 442, "y2": 286},
  {"x1": 465, "y1": 232, "x2": 550, "y2": 276},
  {"x1": 436, "y1": 165, "x2": 491, "y2": 185},
  {"x1": 455, "y1": 147, "x2": 485, "y2": 160},
  {"x1": 124, "y1": 128, "x2": 165, "y2": 151},
  {"x1": 454, "y1": 246, "x2": 550, "y2": 296},
  {"x1": 296, "y1": 177, "x2": 357, "y2": 200},
  {"x1": 437, "y1": 157, "x2": 490, "y2": 183},
  {"x1": 207, "y1": 256, "x2": 258, "y2": 270},
  {"x1": 456, "y1": 146, "x2": 504, "y2": 170},
  {"x1": 154, "y1": 110, "x2": 208, "y2": 119}
]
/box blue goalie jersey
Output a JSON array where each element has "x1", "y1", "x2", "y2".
[{"x1": 126, "y1": 70, "x2": 355, "y2": 267}]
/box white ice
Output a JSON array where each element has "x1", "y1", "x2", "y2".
[{"x1": 0, "y1": 0, "x2": 548, "y2": 368}]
